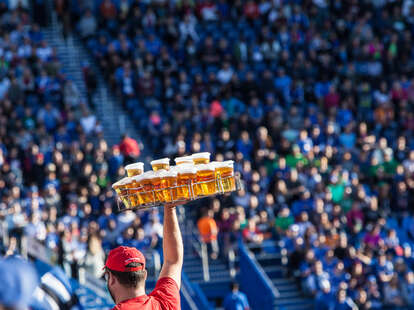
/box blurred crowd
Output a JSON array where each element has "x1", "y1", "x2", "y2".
[
  {"x1": 1, "y1": 0, "x2": 414, "y2": 308},
  {"x1": 62, "y1": 0, "x2": 414, "y2": 308},
  {"x1": 0, "y1": 4, "x2": 163, "y2": 282}
]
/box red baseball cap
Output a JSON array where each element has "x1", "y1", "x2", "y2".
[{"x1": 104, "y1": 246, "x2": 146, "y2": 272}]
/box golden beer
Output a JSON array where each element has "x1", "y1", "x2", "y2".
[
  {"x1": 131, "y1": 175, "x2": 144, "y2": 205},
  {"x1": 195, "y1": 164, "x2": 216, "y2": 196},
  {"x1": 125, "y1": 162, "x2": 144, "y2": 177},
  {"x1": 177, "y1": 165, "x2": 197, "y2": 200},
  {"x1": 151, "y1": 158, "x2": 170, "y2": 171},
  {"x1": 214, "y1": 161, "x2": 235, "y2": 192},
  {"x1": 125, "y1": 177, "x2": 139, "y2": 207},
  {"x1": 161, "y1": 170, "x2": 178, "y2": 202},
  {"x1": 150, "y1": 170, "x2": 164, "y2": 203},
  {"x1": 175, "y1": 156, "x2": 194, "y2": 165},
  {"x1": 192, "y1": 152, "x2": 211, "y2": 165},
  {"x1": 139, "y1": 172, "x2": 155, "y2": 204},
  {"x1": 112, "y1": 178, "x2": 131, "y2": 208}
]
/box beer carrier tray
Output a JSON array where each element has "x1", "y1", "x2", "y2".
[{"x1": 116, "y1": 173, "x2": 243, "y2": 212}]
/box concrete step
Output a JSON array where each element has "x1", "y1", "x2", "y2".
[
  {"x1": 275, "y1": 283, "x2": 299, "y2": 293},
  {"x1": 184, "y1": 264, "x2": 228, "y2": 273},
  {"x1": 198, "y1": 280, "x2": 233, "y2": 299},
  {"x1": 273, "y1": 296, "x2": 314, "y2": 307},
  {"x1": 46, "y1": 17, "x2": 146, "y2": 148},
  {"x1": 276, "y1": 304, "x2": 313, "y2": 310},
  {"x1": 187, "y1": 270, "x2": 232, "y2": 282},
  {"x1": 256, "y1": 252, "x2": 283, "y2": 267},
  {"x1": 262, "y1": 265, "x2": 285, "y2": 278},
  {"x1": 278, "y1": 290, "x2": 302, "y2": 298}
]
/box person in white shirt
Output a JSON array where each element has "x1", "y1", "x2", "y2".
[
  {"x1": 403, "y1": 150, "x2": 414, "y2": 174},
  {"x1": 144, "y1": 217, "x2": 163, "y2": 240},
  {"x1": 217, "y1": 62, "x2": 234, "y2": 84},
  {"x1": 36, "y1": 41, "x2": 52, "y2": 62},
  {"x1": 17, "y1": 37, "x2": 32, "y2": 58},
  {"x1": 80, "y1": 108, "x2": 97, "y2": 135},
  {"x1": 0, "y1": 76, "x2": 10, "y2": 99},
  {"x1": 179, "y1": 14, "x2": 199, "y2": 43},
  {"x1": 24, "y1": 212, "x2": 46, "y2": 241}
]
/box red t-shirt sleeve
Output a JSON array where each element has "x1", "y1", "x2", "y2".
[{"x1": 148, "y1": 277, "x2": 180, "y2": 310}]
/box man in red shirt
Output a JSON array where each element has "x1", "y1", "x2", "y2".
[
  {"x1": 103, "y1": 203, "x2": 183, "y2": 309},
  {"x1": 119, "y1": 134, "x2": 141, "y2": 162}
]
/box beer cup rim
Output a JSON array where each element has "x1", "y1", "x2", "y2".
[
  {"x1": 164, "y1": 170, "x2": 178, "y2": 177},
  {"x1": 195, "y1": 163, "x2": 214, "y2": 171},
  {"x1": 213, "y1": 160, "x2": 234, "y2": 168},
  {"x1": 131, "y1": 174, "x2": 143, "y2": 182},
  {"x1": 191, "y1": 152, "x2": 211, "y2": 159},
  {"x1": 177, "y1": 164, "x2": 196, "y2": 174},
  {"x1": 112, "y1": 177, "x2": 132, "y2": 188},
  {"x1": 169, "y1": 166, "x2": 180, "y2": 172},
  {"x1": 147, "y1": 170, "x2": 164, "y2": 179},
  {"x1": 112, "y1": 180, "x2": 122, "y2": 189},
  {"x1": 125, "y1": 162, "x2": 144, "y2": 170},
  {"x1": 174, "y1": 156, "x2": 193, "y2": 164},
  {"x1": 140, "y1": 171, "x2": 155, "y2": 181},
  {"x1": 154, "y1": 169, "x2": 168, "y2": 178},
  {"x1": 150, "y1": 158, "x2": 170, "y2": 165},
  {"x1": 123, "y1": 177, "x2": 134, "y2": 185}
]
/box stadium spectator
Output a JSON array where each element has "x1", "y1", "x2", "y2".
[
  {"x1": 84, "y1": 234, "x2": 105, "y2": 278},
  {"x1": 197, "y1": 209, "x2": 219, "y2": 260},
  {"x1": 119, "y1": 133, "x2": 141, "y2": 162},
  {"x1": 223, "y1": 282, "x2": 250, "y2": 310},
  {"x1": 383, "y1": 275, "x2": 406, "y2": 308},
  {"x1": 0, "y1": 257, "x2": 38, "y2": 310},
  {"x1": 242, "y1": 217, "x2": 263, "y2": 252}
]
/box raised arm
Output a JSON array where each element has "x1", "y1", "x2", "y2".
[{"x1": 158, "y1": 203, "x2": 184, "y2": 288}]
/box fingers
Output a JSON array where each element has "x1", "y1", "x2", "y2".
[{"x1": 164, "y1": 201, "x2": 183, "y2": 208}]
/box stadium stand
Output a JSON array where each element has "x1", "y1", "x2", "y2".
[
  {"x1": 2, "y1": 0, "x2": 414, "y2": 309},
  {"x1": 70, "y1": 0, "x2": 414, "y2": 308}
]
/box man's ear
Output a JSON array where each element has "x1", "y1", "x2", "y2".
[
  {"x1": 144, "y1": 269, "x2": 148, "y2": 281},
  {"x1": 109, "y1": 272, "x2": 117, "y2": 286}
]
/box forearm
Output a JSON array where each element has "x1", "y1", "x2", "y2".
[{"x1": 163, "y1": 205, "x2": 184, "y2": 265}]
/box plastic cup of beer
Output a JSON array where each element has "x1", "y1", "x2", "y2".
[
  {"x1": 192, "y1": 152, "x2": 211, "y2": 165},
  {"x1": 149, "y1": 170, "x2": 165, "y2": 203},
  {"x1": 131, "y1": 174, "x2": 144, "y2": 205},
  {"x1": 125, "y1": 162, "x2": 144, "y2": 177},
  {"x1": 174, "y1": 156, "x2": 194, "y2": 165},
  {"x1": 112, "y1": 178, "x2": 131, "y2": 208},
  {"x1": 195, "y1": 163, "x2": 216, "y2": 196},
  {"x1": 139, "y1": 171, "x2": 156, "y2": 204},
  {"x1": 123, "y1": 177, "x2": 139, "y2": 207},
  {"x1": 150, "y1": 158, "x2": 170, "y2": 171},
  {"x1": 161, "y1": 170, "x2": 178, "y2": 202},
  {"x1": 177, "y1": 164, "x2": 197, "y2": 200},
  {"x1": 214, "y1": 160, "x2": 236, "y2": 192}
]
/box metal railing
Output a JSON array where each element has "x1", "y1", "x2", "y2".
[
  {"x1": 180, "y1": 210, "x2": 211, "y2": 283},
  {"x1": 187, "y1": 221, "x2": 210, "y2": 282},
  {"x1": 238, "y1": 240, "x2": 280, "y2": 310},
  {"x1": 181, "y1": 272, "x2": 213, "y2": 310},
  {"x1": 141, "y1": 249, "x2": 162, "y2": 279},
  {"x1": 228, "y1": 247, "x2": 236, "y2": 278},
  {"x1": 0, "y1": 221, "x2": 8, "y2": 251}
]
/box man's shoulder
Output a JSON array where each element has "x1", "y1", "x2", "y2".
[
  {"x1": 150, "y1": 276, "x2": 180, "y2": 295},
  {"x1": 147, "y1": 277, "x2": 180, "y2": 308}
]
